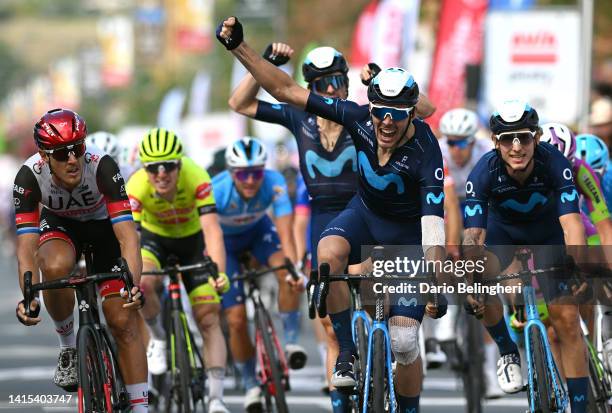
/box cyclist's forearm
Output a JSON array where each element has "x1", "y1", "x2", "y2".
[
  {"x1": 16, "y1": 234, "x2": 40, "y2": 292},
  {"x1": 559, "y1": 213, "x2": 587, "y2": 246},
  {"x1": 228, "y1": 73, "x2": 260, "y2": 117},
  {"x1": 199, "y1": 214, "x2": 226, "y2": 273},
  {"x1": 113, "y1": 221, "x2": 142, "y2": 284},
  {"x1": 594, "y1": 218, "x2": 612, "y2": 246},
  {"x1": 462, "y1": 227, "x2": 486, "y2": 260}
]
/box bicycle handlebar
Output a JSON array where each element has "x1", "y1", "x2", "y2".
[
  {"x1": 141, "y1": 256, "x2": 217, "y2": 278},
  {"x1": 23, "y1": 257, "x2": 135, "y2": 316},
  {"x1": 232, "y1": 258, "x2": 297, "y2": 282}
]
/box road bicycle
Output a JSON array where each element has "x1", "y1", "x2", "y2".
[
  {"x1": 24, "y1": 244, "x2": 134, "y2": 413},
  {"x1": 315, "y1": 246, "x2": 439, "y2": 413},
  {"x1": 580, "y1": 313, "x2": 612, "y2": 413},
  {"x1": 142, "y1": 256, "x2": 218, "y2": 413},
  {"x1": 232, "y1": 256, "x2": 299, "y2": 413},
  {"x1": 483, "y1": 248, "x2": 569, "y2": 413}
]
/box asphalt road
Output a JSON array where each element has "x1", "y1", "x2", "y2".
[{"x1": 0, "y1": 255, "x2": 526, "y2": 412}]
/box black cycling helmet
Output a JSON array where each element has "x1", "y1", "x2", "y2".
[
  {"x1": 489, "y1": 100, "x2": 540, "y2": 134},
  {"x1": 367, "y1": 67, "x2": 419, "y2": 107},
  {"x1": 302, "y1": 46, "x2": 348, "y2": 83}
]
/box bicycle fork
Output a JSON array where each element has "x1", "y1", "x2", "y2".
[
  {"x1": 523, "y1": 285, "x2": 568, "y2": 412},
  {"x1": 362, "y1": 321, "x2": 397, "y2": 413}
]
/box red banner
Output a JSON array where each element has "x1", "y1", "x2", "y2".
[
  {"x1": 427, "y1": 0, "x2": 488, "y2": 129},
  {"x1": 350, "y1": 0, "x2": 379, "y2": 68}
]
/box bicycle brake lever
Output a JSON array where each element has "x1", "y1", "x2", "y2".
[
  {"x1": 117, "y1": 257, "x2": 134, "y2": 302},
  {"x1": 317, "y1": 263, "x2": 330, "y2": 318},
  {"x1": 23, "y1": 271, "x2": 33, "y2": 317},
  {"x1": 284, "y1": 258, "x2": 299, "y2": 281},
  {"x1": 307, "y1": 269, "x2": 318, "y2": 320}
]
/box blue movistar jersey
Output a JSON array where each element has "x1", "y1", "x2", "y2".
[
  {"x1": 305, "y1": 93, "x2": 445, "y2": 222},
  {"x1": 464, "y1": 142, "x2": 580, "y2": 228},
  {"x1": 212, "y1": 169, "x2": 293, "y2": 235},
  {"x1": 256, "y1": 101, "x2": 358, "y2": 210}
]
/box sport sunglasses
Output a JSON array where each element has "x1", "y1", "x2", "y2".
[
  {"x1": 447, "y1": 137, "x2": 475, "y2": 149},
  {"x1": 43, "y1": 141, "x2": 86, "y2": 162},
  {"x1": 496, "y1": 130, "x2": 536, "y2": 147},
  {"x1": 144, "y1": 160, "x2": 180, "y2": 175},
  {"x1": 369, "y1": 103, "x2": 414, "y2": 121},
  {"x1": 232, "y1": 168, "x2": 264, "y2": 182},
  {"x1": 311, "y1": 74, "x2": 347, "y2": 94}
]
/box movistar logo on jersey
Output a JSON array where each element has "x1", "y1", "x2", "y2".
[
  {"x1": 426, "y1": 192, "x2": 444, "y2": 205},
  {"x1": 271, "y1": 104, "x2": 282, "y2": 110},
  {"x1": 500, "y1": 192, "x2": 547, "y2": 213},
  {"x1": 305, "y1": 147, "x2": 357, "y2": 179},
  {"x1": 323, "y1": 97, "x2": 334, "y2": 105},
  {"x1": 398, "y1": 297, "x2": 417, "y2": 307},
  {"x1": 464, "y1": 204, "x2": 483, "y2": 217},
  {"x1": 358, "y1": 151, "x2": 404, "y2": 194},
  {"x1": 560, "y1": 189, "x2": 578, "y2": 203}
]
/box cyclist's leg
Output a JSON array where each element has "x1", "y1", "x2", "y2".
[
  {"x1": 37, "y1": 211, "x2": 79, "y2": 390},
  {"x1": 183, "y1": 251, "x2": 228, "y2": 405},
  {"x1": 138, "y1": 230, "x2": 167, "y2": 374},
  {"x1": 94, "y1": 223, "x2": 148, "y2": 412}
]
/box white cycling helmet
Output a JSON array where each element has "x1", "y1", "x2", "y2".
[
  {"x1": 540, "y1": 122, "x2": 576, "y2": 161},
  {"x1": 439, "y1": 108, "x2": 479, "y2": 137},
  {"x1": 225, "y1": 136, "x2": 267, "y2": 169},
  {"x1": 87, "y1": 131, "x2": 120, "y2": 161}
]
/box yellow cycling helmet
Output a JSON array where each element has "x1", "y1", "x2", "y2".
[{"x1": 139, "y1": 128, "x2": 183, "y2": 163}]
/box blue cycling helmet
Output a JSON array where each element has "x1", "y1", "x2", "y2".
[
  {"x1": 367, "y1": 67, "x2": 419, "y2": 107},
  {"x1": 489, "y1": 99, "x2": 540, "y2": 135},
  {"x1": 302, "y1": 47, "x2": 348, "y2": 83},
  {"x1": 575, "y1": 133, "x2": 609, "y2": 174},
  {"x1": 225, "y1": 136, "x2": 267, "y2": 168}
]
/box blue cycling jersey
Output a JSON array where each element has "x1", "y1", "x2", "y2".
[
  {"x1": 212, "y1": 169, "x2": 293, "y2": 235},
  {"x1": 294, "y1": 174, "x2": 310, "y2": 209},
  {"x1": 603, "y1": 160, "x2": 612, "y2": 211},
  {"x1": 464, "y1": 142, "x2": 580, "y2": 228},
  {"x1": 256, "y1": 101, "x2": 358, "y2": 210},
  {"x1": 305, "y1": 93, "x2": 445, "y2": 222}
]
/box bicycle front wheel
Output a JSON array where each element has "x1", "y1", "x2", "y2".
[
  {"x1": 528, "y1": 325, "x2": 552, "y2": 413},
  {"x1": 370, "y1": 329, "x2": 386, "y2": 413},
  {"x1": 587, "y1": 345, "x2": 610, "y2": 413},
  {"x1": 354, "y1": 317, "x2": 368, "y2": 412},
  {"x1": 256, "y1": 307, "x2": 289, "y2": 413},
  {"x1": 464, "y1": 316, "x2": 484, "y2": 413},
  {"x1": 78, "y1": 326, "x2": 110, "y2": 413},
  {"x1": 171, "y1": 312, "x2": 195, "y2": 413}
]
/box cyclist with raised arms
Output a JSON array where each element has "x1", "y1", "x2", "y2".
[
  {"x1": 540, "y1": 123, "x2": 612, "y2": 246},
  {"x1": 13, "y1": 109, "x2": 148, "y2": 412},
  {"x1": 229, "y1": 42, "x2": 434, "y2": 412},
  {"x1": 463, "y1": 100, "x2": 590, "y2": 413},
  {"x1": 216, "y1": 18, "x2": 447, "y2": 412},
  {"x1": 127, "y1": 128, "x2": 231, "y2": 413},
  {"x1": 213, "y1": 137, "x2": 305, "y2": 411}
]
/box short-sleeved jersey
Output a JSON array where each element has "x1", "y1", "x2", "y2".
[
  {"x1": 13, "y1": 146, "x2": 132, "y2": 235},
  {"x1": 212, "y1": 169, "x2": 293, "y2": 235},
  {"x1": 464, "y1": 142, "x2": 580, "y2": 228},
  {"x1": 126, "y1": 157, "x2": 216, "y2": 238},
  {"x1": 294, "y1": 174, "x2": 310, "y2": 215},
  {"x1": 573, "y1": 158, "x2": 610, "y2": 225},
  {"x1": 603, "y1": 160, "x2": 612, "y2": 211},
  {"x1": 305, "y1": 93, "x2": 445, "y2": 222},
  {"x1": 439, "y1": 137, "x2": 493, "y2": 199},
  {"x1": 255, "y1": 101, "x2": 358, "y2": 210}
]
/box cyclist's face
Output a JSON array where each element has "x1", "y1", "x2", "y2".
[
  {"x1": 494, "y1": 128, "x2": 539, "y2": 171},
  {"x1": 446, "y1": 135, "x2": 474, "y2": 167},
  {"x1": 146, "y1": 162, "x2": 180, "y2": 195},
  {"x1": 310, "y1": 72, "x2": 348, "y2": 100},
  {"x1": 371, "y1": 108, "x2": 414, "y2": 149},
  {"x1": 41, "y1": 150, "x2": 84, "y2": 189},
  {"x1": 231, "y1": 168, "x2": 264, "y2": 200}
]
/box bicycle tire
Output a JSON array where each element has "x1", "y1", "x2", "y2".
[
  {"x1": 370, "y1": 329, "x2": 386, "y2": 413},
  {"x1": 256, "y1": 307, "x2": 289, "y2": 413},
  {"x1": 354, "y1": 317, "x2": 368, "y2": 412},
  {"x1": 464, "y1": 316, "x2": 484, "y2": 413},
  {"x1": 99, "y1": 326, "x2": 131, "y2": 412},
  {"x1": 587, "y1": 348, "x2": 609, "y2": 413},
  {"x1": 78, "y1": 326, "x2": 110, "y2": 413},
  {"x1": 529, "y1": 325, "x2": 552, "y2": 413},
  {"x1": 171, "y1": 312, "x2": 195, "y2": 413}
]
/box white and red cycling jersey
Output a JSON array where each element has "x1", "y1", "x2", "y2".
[{"x1": 13, "y1": 145, "x2": 132, "y2": 236}]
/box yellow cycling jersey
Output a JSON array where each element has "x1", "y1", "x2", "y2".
[{"x1": 126, "y1": 157, "x2": 216, "y2": 238}]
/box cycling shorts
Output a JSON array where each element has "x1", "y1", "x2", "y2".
[
  {"x1": 320, "y1": 195, "x2": 426, "y2": 321},
  {"x1": 485, "y1": 213, "x2": 569, "y2": 302},
  {"x1": 310, "y1": 205, "x2": 344, "y2": 268},
  {"x1": 222, "y1": 215, "x2": 281, "y2": 309},
  {"x1": 38, "y1": 209, "x2": 124, "y2": 300},
  {"x1": 140, "y1": 228, "x2": 219, "y2": 306}
]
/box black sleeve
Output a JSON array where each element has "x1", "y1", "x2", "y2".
[
  {"x1": 96, "y1": 155, "x2": 128, "y2": 202},
  {"x1": 13, "y1": 166, "x2": 42, "y2": 234}
]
